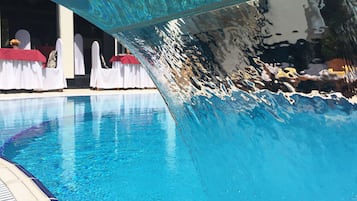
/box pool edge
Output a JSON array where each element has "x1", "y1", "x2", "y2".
[{"x1": 0, "y1": 156, "x2": 58, "y2": 201}]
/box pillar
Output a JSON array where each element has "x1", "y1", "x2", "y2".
[{"x1": 57, "y1": 5, "x2": 74, "y2": 79}]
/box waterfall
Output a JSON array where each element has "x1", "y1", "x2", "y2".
[{"x1": 52, "y1": 0, "x2": 357, "y2": 200}]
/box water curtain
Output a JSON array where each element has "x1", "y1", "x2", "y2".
[{"x1": 52, "y1": 0, "x2": 357, "y2": 200}]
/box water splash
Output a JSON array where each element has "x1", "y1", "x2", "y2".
[{"x1": 52, "y1": 0, "x2": 357, "y2": 200}]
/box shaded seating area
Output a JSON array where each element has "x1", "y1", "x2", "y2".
[
  {"x1": 1, "y1": 37, "x2": 155, "y2": 91},
  {"x1": 0, "y1": 0, "x2": 158, "y2": 90},
  {"x1": 90, "y1": 41, "x2": 156, "y2": 90},
  {"x1": 0, "y1": 38, "x2": 67, "y2": 92}
]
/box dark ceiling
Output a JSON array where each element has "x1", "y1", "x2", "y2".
[
  {"x1": 0, "y1": 0, "x2": 57, "y2": 46},
  {"x1": 0, "y1": 0, "x2": 109, "y2": 48}
]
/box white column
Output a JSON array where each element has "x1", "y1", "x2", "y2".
[
  {"x1": 57, "y1": 5, "x2": 74, "y2": 79},
  {"x1": 114, "y1": 38, "x2": 118, "y2": 55}
]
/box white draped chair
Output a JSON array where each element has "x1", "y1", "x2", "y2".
[
  {"x1": 90, "y1": 41, "x2": 122, "y2": 89},
  {"x1": 15, "y1": 29, "x2": 31, "y2": 50},
  {"x1": 41, "y1": 38, "x2": 67, "y2": 91},
  {"x1": 74, "y1": 33, "x2": 85, "y2": 75}
]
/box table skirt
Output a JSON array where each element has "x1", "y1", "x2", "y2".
[
  {"x1": 111, "y1": 62, "x2": 155, "y2": 89},
  {"x1": 0, "y1": 60, "x2": 43, "y2": 90}
]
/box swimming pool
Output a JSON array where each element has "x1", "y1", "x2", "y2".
[
  {"x1": 0, "y1": 92, "x2": 207, "y2": 201},
  {"x1": 1, "y1": 90, "x2": 357, "y2": 200},
  {"x1": 46, "y1": 0, "x2": 357, "y2": 199}
]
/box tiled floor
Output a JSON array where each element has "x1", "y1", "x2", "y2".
[{"x1": 0, "y1": 88, "x2": 157, "y2": 201}]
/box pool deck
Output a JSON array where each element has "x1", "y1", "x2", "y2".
[
  {"x1": 0, "y1": 88, "x2": 158, "y2": 201},
  {"x1": 0, "y1": 88, "x2": 158, "y2": 100},
  {"x1": 0, "y1": 157, "x2": 55, "y2": 201}
]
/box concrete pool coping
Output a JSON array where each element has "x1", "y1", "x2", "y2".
[
  {"x1": 0, "y1": 88, "x2": 158, "y2": 100},
  {"x1": 0, "y1": 157, "x2": 56, "y2": 201},
  {"x1": 0, "y1": 88, "x2": 158, "y2": 201}
]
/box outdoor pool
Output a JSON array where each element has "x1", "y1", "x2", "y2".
[
  {"x1": 0, "y1": 92, "x2": 206, "y2": 201},
  {"x1": 1, "y1": 91, "x2": 357, "y2": 201},
  {"x1": 43, "y1": 0, "x2": 357, "y2": 200}
]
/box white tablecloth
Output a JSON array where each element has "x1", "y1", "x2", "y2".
[
  {"x1": 112, "y1": 62, "x2": 155, "y2": 89},
  {"x1": 0, "y1": 60, "x2": 43, "y2": 90}
]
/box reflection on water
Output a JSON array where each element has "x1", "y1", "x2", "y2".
[
  {"x1": 1, "y1": 92, "x2": 206, "y2": 201},
  {"x1": 27, "y1": 0, "x2": 357, "y2": 200},
  {"x1": 0, "y1": 97, "x2": 67, "y2": 147}
]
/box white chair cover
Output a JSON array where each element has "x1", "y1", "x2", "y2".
[
  {"x1": 74, "y1": 33, "x2": 85, "y2": 75},
  {"x1": 15, "y1": 29, "x2": 31, "y2": 50},
  {"x1": 90, "y1": 41, "x2": 122, "y2": 89},
  {"x1": 41, "y1": 38, "x2": 67, "y2": 91}
]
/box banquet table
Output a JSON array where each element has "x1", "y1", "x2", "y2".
[
  {"x1": 0, "y1": 48, "x2": 46, "y2": 90},
  {"x1": 110, "y1": 54, "x2": 155, "y2": 89}
]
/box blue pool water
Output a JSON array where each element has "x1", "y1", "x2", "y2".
[
  {"x1": 175, "y1": 91, "x2": 357, "y2": 201},
  {"x1": 0, "y1": 92, "x2": 206, "y2": 201},
  {"x1": 1, "y1": 91, "x2": 357, "y2": 200}
]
